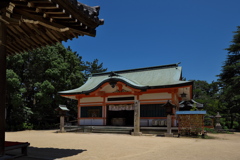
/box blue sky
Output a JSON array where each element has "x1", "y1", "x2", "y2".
[{"x1": 63, "y1": 0, "x2": 240, "y2": 83}]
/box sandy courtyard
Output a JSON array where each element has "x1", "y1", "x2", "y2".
[{"x1": 5, "y1": 130, "x2": 240, "y2": 160}]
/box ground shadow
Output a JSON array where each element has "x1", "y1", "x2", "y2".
[{"x1": 6, "y1": 146, "x2": 86, "y2": 159}]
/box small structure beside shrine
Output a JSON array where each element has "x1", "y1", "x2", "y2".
[
  {"x1": 163, "y1": 100, "x2": 176, "y2": 137},
  {"x1": 179, "y1": 99, "x2": 204, "y2": 111},
  {"x1": 56, "y1": 105, "x2": 69, "y2": 132},
  {"x1": 176, "y1": 110, "x2": 206, "y2": 137}
]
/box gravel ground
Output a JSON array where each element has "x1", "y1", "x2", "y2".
[{"x1": 5, "y1": 130, "x2": 240, "y2": 160}]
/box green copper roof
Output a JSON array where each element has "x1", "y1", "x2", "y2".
[{"x1": 59, "y1": 63, "x2": 193, "y2": 95}]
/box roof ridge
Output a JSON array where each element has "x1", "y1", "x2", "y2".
[{"x1": 92, "y1": 63, "x2": 181, "y2": 77}]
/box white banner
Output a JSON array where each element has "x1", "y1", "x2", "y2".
[{"x1": 109, "y1": 104, "x2": 134, "y2": 111}]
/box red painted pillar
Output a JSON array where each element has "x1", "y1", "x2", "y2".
[
  {"x1": 77, "y1": 98, "x2": 81, "y2": 125},
  {"x1": 0, "y1": 21, "x2": 7, "y2": 156}
]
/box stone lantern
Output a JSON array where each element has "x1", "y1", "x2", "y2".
[
  {"x1": 56, "y1": 105, "x2": 69, "y2": 132},
  {"x1": 163, "y1": 100, "x2": 175, "y2": 115},
  {"x1": 215, "y1": 112, "x2": 222, "y2": 130},
  {"x1": 163, "y1": 101, "x2": 176, "y2": 137}
]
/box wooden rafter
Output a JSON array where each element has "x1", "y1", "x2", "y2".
[{"x1": 0, "y1": 0, "x2": 104, "y2": 55}]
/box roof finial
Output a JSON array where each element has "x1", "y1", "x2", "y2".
[{"x1": 109, "y1": 71, "x2": 119, "y2": 77}]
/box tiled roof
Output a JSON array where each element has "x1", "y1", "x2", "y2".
[
  {"x1": 176, "y1": 111, "x2": 206, "y2": 115},
  {"x1": 59, "y1": 63, "x2": 193, "y2": 95}
]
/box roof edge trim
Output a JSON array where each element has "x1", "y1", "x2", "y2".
[
  {"x1": 58, "y1": 79, "x2": 193, "y2": 96},
  {"x1": 58, "y1": 77, "x2": 148, "y2": 96},
  {"x1": 92, "y1": 63, "x2": 181, "y2": 77}
]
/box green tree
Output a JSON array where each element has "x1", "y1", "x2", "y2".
[
  {"x1": 217, "y1": 26, "x2": 240, "y2": 129},
  {"x1": 83, "y1": 59, "x2": 107, "y2": 81},
  {"x1": 6, "y1": 43, "x2": 107, "y2": 130},
  {"x1": 192, "y1": 80, "x2": 220, "y2": 115},
  {"x1": 6, "y1": 69, "x2": 32, "y2": 130}
]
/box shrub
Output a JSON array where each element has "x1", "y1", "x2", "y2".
[{"x1": 204, "y1": 127, "x2": 217, "y2": 133}]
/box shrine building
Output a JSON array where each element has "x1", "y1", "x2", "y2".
[{"x1": 59, "y1": 63, "x2": 193, "y2": 127}]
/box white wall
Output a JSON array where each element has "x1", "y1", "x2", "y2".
[
  {"x1": 80, "y1": 97, "x2": 103, "y2": 103},
  {"x1": 140, "y1": 93, "x2": 171, "y2": 100},
  {"x1": 79, "y1": 119, "x2": 103, "y2": 125},
  {"x1": 140, "y1": 119, "x2": 168, "y2": 127}
]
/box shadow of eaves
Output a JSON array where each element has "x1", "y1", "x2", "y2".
[
  {"x1": 28, "y1": 147, "x2": 86, "y2": 159},
  {"x1": 7, "y1": 146, "x2": 86, "y2": 160}
]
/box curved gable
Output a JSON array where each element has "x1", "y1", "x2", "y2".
[{"x1": 59, "y1": 63, "x2": 193, "y2": 98}]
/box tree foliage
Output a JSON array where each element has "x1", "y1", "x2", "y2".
[
  {"x1": 217, "y1": 26, "x2": 240, "y2": 129},
  {"x1": 192, "y1": 80, "x2": 220, "y2": 115},
  {"x1": 191, "y1": 27, "x2": 240, "y2": 129},
  {"x1": 83, "y1": 59, "x2": 107, "y2": 81},
  {"x1": 6, "y1": 43, "x2": 107, "y2": 130}
]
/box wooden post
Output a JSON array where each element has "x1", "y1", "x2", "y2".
[
  {"x1": 131, "y1": 100, "x2": 142, "y2": 136},
  {"x1": 60, "y1": 116, "x2": 65, "y2": 132},
  {"x1": 0, "y1": 21, "x2": 7, "y2": 156}
]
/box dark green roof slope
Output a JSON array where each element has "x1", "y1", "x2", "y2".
[{"x1": 59, "y1": 63, "x2": 193, "y2": 95}]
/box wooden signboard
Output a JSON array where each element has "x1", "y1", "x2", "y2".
[{"x1": 176, "y1": 111, "x2": 206, "y2": 136}]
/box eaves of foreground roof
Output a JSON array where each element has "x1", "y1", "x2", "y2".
[{"x1": 0, "y1": 0, "x2": 104, "y2": 55}]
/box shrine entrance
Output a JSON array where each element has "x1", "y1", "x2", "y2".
[{"x1": 106, "y1": 105, "x2": 134, "y2": 126}]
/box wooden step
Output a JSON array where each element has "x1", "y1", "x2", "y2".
[{"x1": 64, "y1": 126, "x2": 178, "y2": 135}]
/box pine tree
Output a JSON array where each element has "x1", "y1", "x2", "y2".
[{"x1": 218, "y1": 26, "x2": 240, "y2": 129}]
